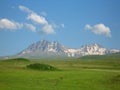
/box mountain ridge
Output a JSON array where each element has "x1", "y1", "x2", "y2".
[{"x1": 16, "y1": 40, "x2": 120, "y2": 58}]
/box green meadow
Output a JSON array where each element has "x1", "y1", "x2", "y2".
[{"x1": 0, "y1": 55, "x2": 120, "y2": 90}]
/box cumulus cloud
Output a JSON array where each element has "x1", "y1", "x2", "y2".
[
  {"x1": 19, "y1": 5, "x2": 56, "y2": 35},
  {"x1": 61, "y1": 24, "x2": 65, "y2": 28},
  {"x1": 19, "y1": 5, "x2": 33, "y2": 13},
  {"x1": 19, "y1": 5, "x2": 48, "y2": 25},
  {"x1": 85, "y1": 23, "x2": 111, "y2": 37},
  {"x1": 41, "y1": 24, "x2": 55, "y2": 34},
  {"x1": 85, "y1": 24, "x2": 91, "y2": 30},
  {"x1": 51, "y1": 23, "x2": 58, "y2": 28},
  {"x1": 24, "y1": 23, "x2": 36, "y2": 32},
  {"x1": 0, "y1": 18, "x2": 23, "y2": 30},
  {"x1": 0, "y1": 5, "x2": 63, "y2": 34},
  {"x1": 27, "y1": 13, "x2": 48, "y2": 25},
  {"x1": 0, "y1": 18, "x2": 37, "y2": 32}
]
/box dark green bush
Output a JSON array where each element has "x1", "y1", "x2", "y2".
[{"x1": 26, "y1": 63, "x2": 59, "y2": 71}]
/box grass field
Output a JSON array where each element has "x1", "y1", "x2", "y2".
[{"x1": 0, "y1": 56, "x2": 120, "y2": 90}]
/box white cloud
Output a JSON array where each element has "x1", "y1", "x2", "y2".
[
  {"x1": 41, "y1": 24, "x2": 55, "y2": 34},
  {"x1": 19, "y1": 5, "x2": 33, "y2": 13},
  {"x1": 0, "y1": 18, "x2": 23, "y2": 30},
  {"x1": 19, "y1": 5, "x2": 56, "y2": 35},
  {"x1": 51, "y1": 23, "x2": 58, "y2": 28},
  {"x1": 24, "y1": 23, "x2": 36, "y2": 32},
  {"x1": 19, "y1": 5, "x2": 48, "y2": 25},
  {"x1": 0, "y1": 18, "x2": 37, "y2": 32},
  {"x1": 85, "y1": 24, "x2": 91, "y2": 30},
  {"x1": 61, "y1": 24, "x2": 65, "y2": 28},
  {"x1": 85, "y1": 23, "x2": 111, "y2": 37},
  {"x1": 27, "y1": 13, "x2": 48, "y2": 25}
]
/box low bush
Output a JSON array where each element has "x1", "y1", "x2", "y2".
[{"x1": 26, "y1": 63, "x2": 59, "y2": 71}]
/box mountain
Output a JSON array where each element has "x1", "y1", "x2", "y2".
[
  {"x1": 15, "y1": 40, "x2": 120, "y2": 59},
  {"x1": 20, "y1": 40, "x2": 66, "y2": 54},
  {"x1": 17, "y1": 40, "x2": 68, "y2": 58}
]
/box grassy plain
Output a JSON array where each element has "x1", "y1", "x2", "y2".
[{"x1": 0, "y1": 56, "x2": 120, "y2": 90}]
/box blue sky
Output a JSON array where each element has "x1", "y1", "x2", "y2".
[{"x1": 0, "y1": 0, "x2": 120, "y2": 56}]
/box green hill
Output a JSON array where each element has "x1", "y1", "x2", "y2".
[{"x1": 1, "y1": 58, "x2": 30, "y2": 64}]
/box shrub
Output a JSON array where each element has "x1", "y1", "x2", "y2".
[{"x1": 26, "y1": 63, "x2": 59, "y2": 71}]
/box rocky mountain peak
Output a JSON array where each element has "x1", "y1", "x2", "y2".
[{"x1": 20, "y1": 40, "x2": 66, "y2": 55}]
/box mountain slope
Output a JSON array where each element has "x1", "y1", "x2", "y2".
[{"x1": 15, "y1": 40, "x2": 120, "y2": 58}]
